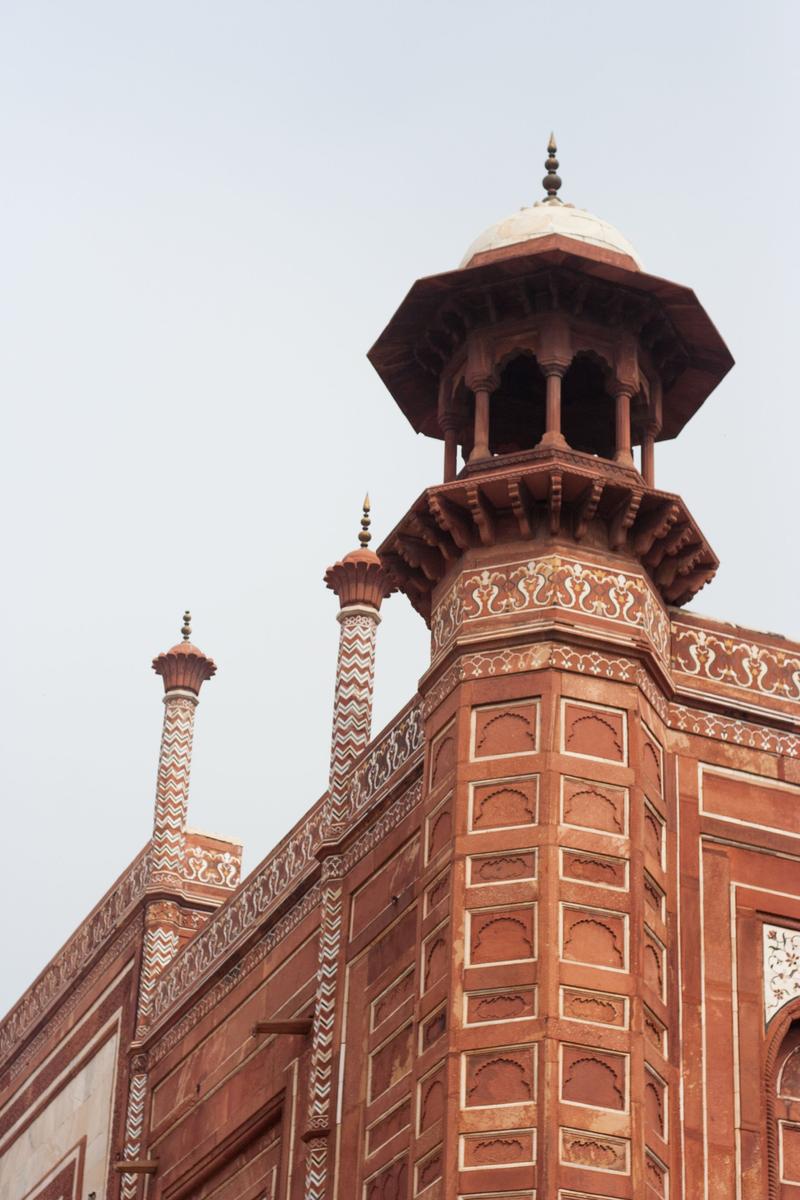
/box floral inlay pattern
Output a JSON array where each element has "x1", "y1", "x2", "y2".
[
  {"x1": 431, "y1": 553, "x2": 670, "y2": 665},
  {"x1": 764, "y1": 924, "x2": 800, "y2": 1022}
]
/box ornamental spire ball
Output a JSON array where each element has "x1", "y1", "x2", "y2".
[
  {"x1": 358, "y1": 494, "x2": 372, "y2": 548},
  {"x1": 542, "y1": 132, "x2": 562, "y2": 203},
  {"x1": 181, "y1": 610, "x2": 192, "y2": 642}
]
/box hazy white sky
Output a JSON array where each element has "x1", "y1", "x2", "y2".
[{"x1": 1, "y1": 0, "x2": 797, "y2": 1017}]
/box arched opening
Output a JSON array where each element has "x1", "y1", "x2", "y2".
[
  {"x1": 768, "y1": 1009, "x2": 800, "y2": 1196},
  {"x1": 561, "y1": 352, "x2": 615, "y2": 459},
  {"x1": 488, "y1": 353, "x2": 546, "y2": 455}
]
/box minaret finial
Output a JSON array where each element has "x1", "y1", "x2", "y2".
[
  {"x1": 358, "y1": 494, "x2": 372, "y2": 548},
  {"x1": 542, "y1": 132, "x2": 562, "y2": 203},
  {"x1": 181, "y1": 610, "x2": 192, "y2": 642}
]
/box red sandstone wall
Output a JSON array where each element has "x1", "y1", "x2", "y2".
[{"x1": 2, "y1": 621, "x2": 799, "y2": 1200}]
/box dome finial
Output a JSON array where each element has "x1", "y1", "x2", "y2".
[
  {"x1": 358, "y1": 494, "x2": 371, "y2": 548},
  {"x1": 181, "y1": 610, "x2": 192, "y2": 642},
  {"x1": 542, "y1": 132, "x2": 562, "y2": 203}
]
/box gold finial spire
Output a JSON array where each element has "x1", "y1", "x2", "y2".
[
  {"x1": 358, "y1": 494, "x2": 372, "y2": 548},
  {"x1": 542, "y1": 132, "x2": 562, "y2": 203},
  {"x1": 181, "y1": 610, "x2": 192, "y2": 642}
]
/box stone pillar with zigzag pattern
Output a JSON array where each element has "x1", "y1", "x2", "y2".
[
  {"x1": 118, "y1": 615, "x2": 216, "y2": 1199},
  {"x1": 302, "y1": 507, "x2": 393, "y2": 1199}
]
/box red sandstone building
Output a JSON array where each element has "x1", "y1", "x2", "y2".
[{"x1": 3, "y1": 140, "x2": 800, "y2": 1200}]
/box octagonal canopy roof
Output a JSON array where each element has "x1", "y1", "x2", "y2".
[
  {"x1": 369, "y1": 138, "x2": 733, "y2": 446},
  {"x1": 461, "y1": 200, "x2": 643, "y2": 271}
]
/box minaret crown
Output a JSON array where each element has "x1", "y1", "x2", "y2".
[
  {"x1": 324, "y1": 498, "x2": 394, "y2": 611},
  {"x1": 152, "y1": 612, "x2": 217, "y2": 695}
]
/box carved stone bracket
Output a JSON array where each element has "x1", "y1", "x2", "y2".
[{"x1": 380, "y1": 446, "x2": 718, "y2": 623}]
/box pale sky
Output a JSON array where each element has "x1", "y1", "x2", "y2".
[{"x1": 1, "y1": 0, "x2": 797, "y2": 1017}]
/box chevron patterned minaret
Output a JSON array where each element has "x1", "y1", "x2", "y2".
[
  {"x1": 322, "y1": 497, "x2": 394, "y2": 836},
  {"x1": 137, "y1": 611, "x2": 216, "y2": 1027},
  {"x1": 119, "y1": 614, "x2": 216, "y2": 1199},
  {"x1": 303, "y1": 500, "x2": 393, "y2": 1200}
]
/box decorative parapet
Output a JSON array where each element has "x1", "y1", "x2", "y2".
[
  {"x1": 147, "y1": 697, "x2": 424, "y2": 1030},
  {"x1": 672, "y1": 617, "x2": 800, "y2": 722},
  {"x1": 0, "y1": 848, "x2": 149, "y2": 1071},
  {"x1": 183, "y1": 831, "x2": 243, "y2": 892},
  {"x1": 429, "y1": 558, "x2": 800, "y2": 727},
  {"x1": 421, "y1": 636, "x2": 800, "y2": 761},
  {"x1": 764, "y1": 924, "x2": 800, "y2": 1023}
]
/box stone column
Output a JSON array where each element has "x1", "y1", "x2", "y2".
[
  {"x1": 322, "y1": 518, "x2": 393, "y2": 836},
  {"x1": 119, "y1": 614, "x2": 215, "y2": 1199},
  {"x1": 641, "y1": 420, "x2": 658, "y2": 486},
  {"x1": 328, "y1": 605, "x2": 381, "y2": 807},
  {"x1": 440, "y1": 411, "x2": 460, "y2": 483},
  {"x1": 141, "y1": 614, "x2": 216, "y2": 1026},
  {"x1": 540, "y1": 365, "x2": 568, "y2": 447},
  {"x1": 468, "y1": 382, "x2": 493, "y2": 463},
  {"x1": 303, "y1": 509, "x2": 393, "y2": 1199},
  {"x1": 614, "y1": 386, "x2": 635, "y2": 466},
  {"x1": 539, "y1": 315, "x2": 571, "y2": 449}
]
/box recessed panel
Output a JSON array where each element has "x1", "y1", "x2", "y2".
[
  {"x1": 468, "y1": 849, "x2": 537, "y2": 887},
  {"x1": 561, "y1": 776, "x2": 628, "y2": 836},
  {"x1": 470, "y1": 775, "x2": 539, "y2": 832},
  {"x1": 471, "y1": 700, "x2": 540, "y2": 761},
  {"x1": 462, "y1": 1044, "x2": 537, "y2": 1109},
  {"x1": 465, "y1": 986, "x2": 537, "y2": 1026},
  {"x1": 468, "y1": 905, "x2": 537, "y2": 966},
  {"x1": 560, "y1": 904, "x2": 628, "y2": 972},
  {"x1": 561, "y1": 699, "x2": 627, "y2": 764}
]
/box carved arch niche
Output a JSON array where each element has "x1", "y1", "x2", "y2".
[
  {"x1": 488, "y1": 350, "x2": 547, "y2": 454},
  {"x1": 767, "y1": 1001, "x2": 800, "y2": 1197}
]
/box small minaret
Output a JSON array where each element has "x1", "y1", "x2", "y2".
[
  {"x1": 118, "y1": 614, "x2": 216, "y2": 1198},
  {"x1": 137, "y1": 611, "x2": 216, "y2": 1024},
  {"x1": 322, "y1": 497, "x2": 393, "y2": 836},
  {"x1": 303, "y1": 501, "x2": 393, "y2": 1200},
  {"x1": 149, "y1": 611, "x2": 216, "y2": 891}
]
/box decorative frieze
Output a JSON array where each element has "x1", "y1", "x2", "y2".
[
  {"x1": 432, "y1": 552, "x2": 671, "y2": 664},
  {"x1": 673, "y1": 620, "x2": 800, "y2": 709},
  {"x1": 183, "y1": 842, "x2": 241, "y2": 889},
  {"x1": 423, "y1": 637, "x2": 800, "y2": 759},
  {"x1": 0, "y1": 851, "x2": 148, "y2": 1072}
]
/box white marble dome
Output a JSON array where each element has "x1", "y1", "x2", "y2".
[{"x1": 460, "y1": 200, "x2": 642, "y2": 270}]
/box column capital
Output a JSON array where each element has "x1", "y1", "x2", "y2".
[
  {"x1": 152, "y1": 612, "x2": 216, "y2": 696},
  {"x1": 161, "y1": 688, "x2": 199, "y2": 707},
  {"x1": 324, "y1": 551, "x2": 394, "y2": 611},
  {"x1": 539, "y1": 360, "x2": 569, "y2": 379},
  {"x1": 337, "y1": 603, "x2": 383, "y2": 625},
  {"x1": 464, "y1": 371, "x2": 498, "y2": 395}
]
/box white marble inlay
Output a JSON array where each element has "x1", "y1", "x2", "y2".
[
  {"x1": 0, "y1": 1031, "x2": 118, "y2": 1200},
  {"x1": 764, "y1": 923, "x2": 800, "y2": 1023}
]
